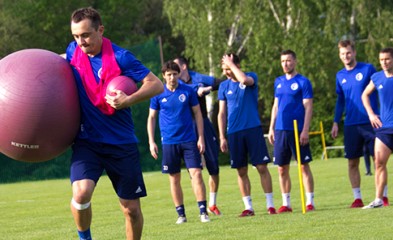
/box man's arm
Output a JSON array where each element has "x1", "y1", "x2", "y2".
[
  {"x1": 301, "y1": 98, "x2": 313, "y2": 146},
  {"x1": 192, "y1": 104, "x2": 205, "y2": 154},
  {"x1": 221, "y1": 55, "x2": 254, "y2": 86},
  {"x1": 147, "y1": 108, "x2": 159, "y2": 159},
  {"x1": 362, "y1": 81, "x2": 381, "y2": 128},
  {"x1": 268, "y1": 98, "x2": 279, "y2": 145},
  {"x1": 217, "y1": 100, "x2": 228, "y2": 153}
]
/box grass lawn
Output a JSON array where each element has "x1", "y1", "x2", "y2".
[{"x1": 0, "y1": 157, "x2": 392, "y2": 239}]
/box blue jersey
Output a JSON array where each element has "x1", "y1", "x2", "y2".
[
  {"x1": 218, "y1": 72, "x2": 261, "y2": 134},
  {"x1": 274, "y1": 74, "x2": 313, "y2": 131},
  {"x1": 150, "y1": 83, "x2": 199, "y2": 144},
  {"x1": 66, "y1": 41, "x2": 150, "y2": 144},
  {"x1": 371, "y1": 71, "x2": 393, "y2": 129},
  {"x1": 334, "y1": 62, "x2": 378, "y2": 125}
]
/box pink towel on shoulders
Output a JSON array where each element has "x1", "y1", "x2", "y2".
[{"x1": 70, "y1": 37, "x2": 121, "y2": 115}]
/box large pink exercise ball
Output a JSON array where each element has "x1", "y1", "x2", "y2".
[{"x1": 0, "y1": 49, "x2": 80, "y2": 162}]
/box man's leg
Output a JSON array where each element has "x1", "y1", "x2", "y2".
[
  {"x1": 277, "y1": 165, "x2": 292, "y2": 213},
  {"x1": 302, "y1": 163, "x2": 315, "y2": 210},
  {"x1": 119, "y1": 198, "x2": 143, "y2": 240},
  {"x1": 374, "y1": 138, "x2": 391, "y2": 200},
  {"x1": 71, "y1": 179, "x2": 95, "y2": 239}
]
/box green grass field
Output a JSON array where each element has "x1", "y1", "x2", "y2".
[{"x1": 0, "y1": 157, "x2": 392, "y2": 240}]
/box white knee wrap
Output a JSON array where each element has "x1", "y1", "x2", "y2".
[{"x1": 71, "y1": 198, "x2": 91, "y2": 210}]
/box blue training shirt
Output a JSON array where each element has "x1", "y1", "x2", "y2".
[
  {"x1": 371, "y1": 71, "x2": 393, "y2": 129},
  {"x1": 217, "y1": 72, "x2": 261, "y2": 134},
  {"x1": 66, "y1": 41, "x2": 150, "y2": 144},
  {"x1": 150, "y1": 83, "x2": 199, "y2": 144},
  {"x1": 274, "y1": 74, "x2": 313, "y2": 131},
  {"x1": 334, "y1": 62, "x2": 379, "y2": 125}
]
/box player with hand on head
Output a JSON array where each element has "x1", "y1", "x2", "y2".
[{"x1": 217, "y1": 53, "x2": 276, "y2": 217}]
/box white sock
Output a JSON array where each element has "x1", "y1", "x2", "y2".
[
  {"x1": 242, "y1": 196, "x2": 253, "y2": 210},
  {"x1": 353, "y1": 188, "x2": 362, "y2": 200},
  {"x1": 209, "y1": 192, "x2": 217, "y2": 207},
  {"x1": 306, "y1": 192, "x2": 314, "y2": 206},
  {"x1": 265, "y1": 192, "x2": 274, "y2": 208},
  {"x1": 383, "y1": 185, "x2": 388, "y2": 198},
  {"x1": 282, "y1": 193, "x2": 291, "y2": 207}
]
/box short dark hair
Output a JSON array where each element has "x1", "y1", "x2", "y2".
[
  {"x1": 161, "y1": 61, "x2": 180, "y2": 74},
  {"x1": 223, "y1": 53, "x2": 240, "y2": 65},
  {"x1": 71, "y1": 7, "x2": 102, "y2": 30},
  {"x1": 280, "y1": 49, "x2": 297, "y2": 59},
  {"x1": 174, "y1": 56, "x2": 189, "y2": 67},
  {"x1": 338, "y1": 40, "x2": 355, "y2": 51},
  {"x1": 380, "y1": 47, "x2": 393, "y2": 57}
]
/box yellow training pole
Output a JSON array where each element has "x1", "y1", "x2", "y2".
[{"x1": 294, "y1": 120, "x2": 306, "y2": 214}]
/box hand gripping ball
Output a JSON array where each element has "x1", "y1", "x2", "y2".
[
  {"x1": 0, "y1": 49, "x2": 80, "y2": 162},
  {"x1": 106, "y1": 75, "x2": 138, "y2": 96}
]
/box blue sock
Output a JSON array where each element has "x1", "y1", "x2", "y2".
[
  {"x1": 176, "y1": 204, "x2": 185, "y2": 217},
  {"x1": 77, "y1": 229, "x2": 92, "y2": 240},
  {"x1": 198, "y1": 201, "x2": 207, "y2": 214}
]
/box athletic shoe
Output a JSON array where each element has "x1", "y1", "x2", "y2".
[
  {"x1": 176, "y1": 216, "x2": 187, "y2": 224},
  {"x1": 306, "y1": 204, "x2": 315, "y2": 211},
  {"x1": 277, "y1": 206, "x2": 292, "y2": 213},
  {"x1": 350, "y1": 198, "x2": 364, "y2": 208},
  {"x1": 200, "y1": 213, "x2": 210, "y2": 223},
  {"x1": 383, "y1": 197, "x2": 389, "y2": 206},
  {"x1": 239, "y1": 209, "x2": 255, "y2": 217},
  {"x1": 267, "y1": 207, "x2": 277, "y2": 214},
  {"x1": 365, "y1": 171, "x2": 372, "y2": 176},
  {"x1": 208, "y1": 205, "x2": 222, "y2": 216},
  {"x1": 362, "y1": 199, "x2": 383, "y2": 209}
]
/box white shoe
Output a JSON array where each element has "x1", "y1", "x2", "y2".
[
  {"x1": 362, "y1": 199, "x2": 383, "y2": 209},
  {"x1": 176, "y1": 216, "x2": 187, "y2": 224},
  {"x1": 200, "y1": 213, "x2": 210, "y2": 223}
]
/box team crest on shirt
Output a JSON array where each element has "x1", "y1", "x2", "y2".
[
  {"x1": 239, "y1": 83, "x2": 246, "y2": 89},
  {"x1": 291, "y1": 83, "x2": 299, "y2": 90},
  {"x1": 179, "y1": 94, "x2": 186, "y2": 102},
  {"x1": 355, "y1": 73, "x2": 363, "y2": 81},
  {"x1": 98, "y1": 68, "x2": 102, "y2": 78}
]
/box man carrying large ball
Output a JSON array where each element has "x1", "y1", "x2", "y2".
[{"x1": 66, "y1": 7, "x2": 163, "y2": 240}]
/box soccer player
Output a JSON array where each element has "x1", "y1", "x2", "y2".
[
  {"x1": 362, "y1": 47, "x2": 393, "y2": 209},
  {"x1": 173, "y1": 56, "x2": 222, "y2": 215},
  {"x1": 217, "y1": 53, "x2": 276, "y2": 216},
  {"x1": 66, "y1": 7, "x2": 163, "y2": 240},
  {"x1": 268, "y1": 49, "x2": 315, "y2": 213},
  {"x1": 147, "y1": 61, "x2": 210, "y2": 224},
  {"x1": 331, "y1": 40, "x2": 388, "y2": 208}
]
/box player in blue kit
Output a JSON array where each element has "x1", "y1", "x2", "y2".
[
  {"x1": 174, "y1": 56, "x2": 222, "y2": 216},
  {"x1": 268, "y1": 49, "x2": 315, "y2": 213},
  {"x1": 217, "y1": 53, "x2": 276, "y2": 216},
  {"x1": 362, "y1": 47, "x2": 393, "y2": 209},
  {"x1": 331, "y1": 40, "x2": 388, "y2": 208},
  {"x1": 66, "y1": 7, "x2": 163, "y2": 240},
  {"x1": 147, "y1": 61, "x2": 210, "y2": 224}
]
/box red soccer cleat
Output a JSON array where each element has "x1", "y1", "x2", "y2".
[
  {"x1": 277, "y1": 206, "x2": 293, "y2": 213},
  {"x1": 208, "y1": 205, "x2": 222, "y2": 216},
  {"x1": 239, "y1": 209, "x2": 255, "y2": 217},
  {"x1": 383, "y1": 197, "x2": 389, "y2": 206},
  {"x1": 267, "y1": 207, "x2": 277, "y2": 214},
  {"x1": 350, "y1": 198, "x2": 364, "y2": 208},
  {"x1": 306, "y1": 204, "x2": 315, "y2": 211}
]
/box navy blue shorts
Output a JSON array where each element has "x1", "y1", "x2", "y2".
[
  {"x1": 227, "y1": 126, "x2": 271, "y2": 168},
  {"x1": 273, "y1": 130, "x2": 312, "y2": 166},
  {"x1": 70, "y1": 140, "x2": 147, "y2": 200},
  {"x1": 201, "y1": 118, "x2": 219, "y2": 175},
  {"x1": 162, "y1": 142, "x2": 202, "y2": 174},
  {"x1": 344, "y1": 124, "x2": 375, "y2": 159},
  {"x1": 375, "y1": 128, "x2": 393, "y2": 151}
]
